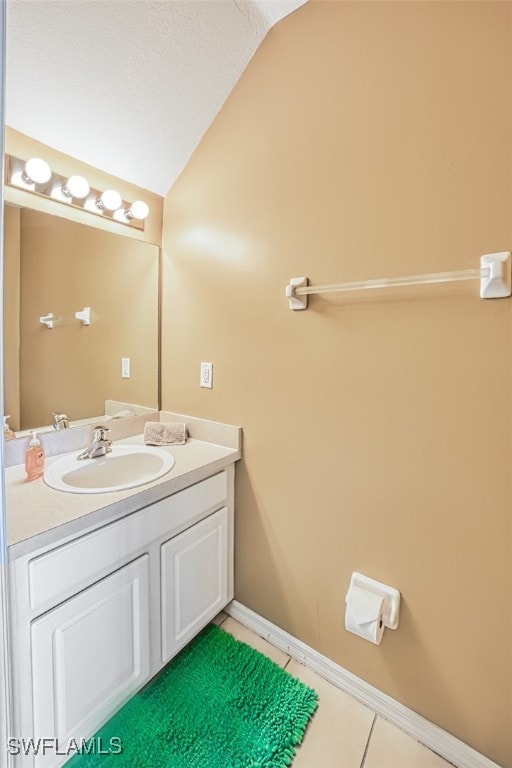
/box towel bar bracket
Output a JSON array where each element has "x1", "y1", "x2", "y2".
[
  {"x1": 75, "y1": 307, "x2": 91, "y2": 326},
  {"x1": 39, "y1": 313, "x2": 55, "y2": 329},
  {"x1": 480, "y1": 252, "x2": 511, "y2": 298},
  {"x1": 285, "y1": 276, "x2": 308, "y2": 310}
]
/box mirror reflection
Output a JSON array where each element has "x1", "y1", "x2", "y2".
[{"x1": 3, "y1": 205, "x2": 159, "y2": 434}]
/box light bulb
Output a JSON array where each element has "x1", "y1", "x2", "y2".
[
  {"x1": 62, "y1": 175, "x2": 90, "y2": 200},
  {"x1": 96, "y1": 189, "x2": 122, "y2": 212},
  {"x1": 23, "y1": 157, "x2": 51, "y2": 185},
  {"x1": 126, "y1": 200, "x2": 149, "y2": 220}
]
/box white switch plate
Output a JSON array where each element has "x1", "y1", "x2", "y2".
[
  {"x1": 121, "y1": 358, "x2": 130, "y2": 378},
  {"x1": 200, "y1": 362, "x2": 213, "y2": 388}
]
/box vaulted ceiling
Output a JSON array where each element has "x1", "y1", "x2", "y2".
[{"x1": 6, "y1": 0, "x2": 307, "y2": 196}]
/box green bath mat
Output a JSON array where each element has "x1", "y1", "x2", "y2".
[{"x1": 66, "y1": 623, "x2": 318, "y2": 768}]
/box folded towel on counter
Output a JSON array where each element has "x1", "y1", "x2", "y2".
[{"x1": 144, "y1": 421, "x2": 187, "y2": 446}]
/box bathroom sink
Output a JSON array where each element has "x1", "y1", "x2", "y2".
[{"x1": 43, "y1": 445, "x2": 175, "y2": 494}]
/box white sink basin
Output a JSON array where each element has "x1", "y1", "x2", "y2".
[{"x1": 44, "y1": 445, "x2": 175, "y2": 494}]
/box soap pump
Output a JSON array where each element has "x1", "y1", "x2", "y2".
[
  {"x1": 25, "y1": 431, "x2": 45, "y2": 480},
  {"x1": 3, "y1": 415, "x2": 15, "y2": 440}
]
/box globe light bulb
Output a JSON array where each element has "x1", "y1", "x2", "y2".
[
  {"x1": 62, "y1": 175, "x2": 90, "y2": 200},
  {"x1": 96, "y1": 189, "x2": 122, "y2": 212},
  {"x1": 24, "y1": 157, "x2": 52, "y2": 185},
  {"x1": 127, "y1": 200, "x2": 149, "y2": 220}
]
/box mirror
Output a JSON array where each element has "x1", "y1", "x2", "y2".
[{"x1": 3, "y1": 204, "x2": 159, "y2": 434}]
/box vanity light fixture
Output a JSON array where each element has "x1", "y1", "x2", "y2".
[
  {"x1": 6, "y1": 154, "x2": 150, "y2": 230},
  {"x1": 61, "y1": 175, "x2": 90, "y2": 200},
  {"x1": 96, "y1": 189, "x2": 122, "y2": 212},
  {"x1": 125, "y1": 200, "x2": 149, "y2": 221}
]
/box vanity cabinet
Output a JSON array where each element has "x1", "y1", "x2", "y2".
[{"x1": 8, "y1": 466, "x2": 235, "y2": 768}]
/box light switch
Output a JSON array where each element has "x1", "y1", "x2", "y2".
[
  {"x1": 121, "y1": 358, "x2": 130, "y2": 378},
  {"x1": 200, "y1": 362, "x2": 213, "y2": 388}
]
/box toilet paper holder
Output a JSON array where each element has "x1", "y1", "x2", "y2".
[{"x1": 346, "y1": 572, "x2": 401, "y2": 630}]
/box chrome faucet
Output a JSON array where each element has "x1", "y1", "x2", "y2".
[
  {"x1": 77, "y1": 425, "x2": 112, "y2": 460},
  {"x1": 53, "y1": 412, "x2": 70, "y2": 430}
]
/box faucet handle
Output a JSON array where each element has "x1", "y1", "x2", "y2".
[
  {"x1": 53, "y1": 412, "x2": 70, "y2": 430},
  {"x1": 92, "y1": 425, "x2": 110, "y2": 441}
]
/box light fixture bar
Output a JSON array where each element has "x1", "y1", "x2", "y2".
[{"x1": 5, "y1": 154, "x2": 149, "y2": 231}]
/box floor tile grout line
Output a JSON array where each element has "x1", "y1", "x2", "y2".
[{"x1": 359, "y1": 714, "x2": 377, "y2": 768}]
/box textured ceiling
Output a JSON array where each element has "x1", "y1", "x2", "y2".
[{"x1": 6, "y1": 0, "x2": 306, "y2": 197}]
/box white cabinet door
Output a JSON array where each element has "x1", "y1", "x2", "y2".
[
  {"x1": 161, "y1": 507, "x2": 228, "y2": 662},
  {"x1": 30, "y1": 556, "x2": 150, "y2": 768}
]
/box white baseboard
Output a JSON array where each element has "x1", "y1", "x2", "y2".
[{"x1": 225, "y1": 600, "x2": 503, "y2": 768}]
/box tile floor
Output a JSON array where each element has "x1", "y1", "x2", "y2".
[{"x1": 214, "y1": 613, "x2": 453, "y2": 768}]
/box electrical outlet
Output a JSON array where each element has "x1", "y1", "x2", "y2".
[
  {"x1": 200, "y1": 362, "x2": 213, "y2": 388},
  {"x1": 121, "y1": 358, "x2": 130, "y2": 378}
]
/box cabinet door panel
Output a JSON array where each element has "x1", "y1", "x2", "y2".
[
  {"x1": 161, "y1": 507, "x2": 228, "y2": 661},
  {"x1": 31, "y1": 556, "x2": 150, "y2": 768}
]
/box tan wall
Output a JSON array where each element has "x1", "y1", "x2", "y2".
[
  {"x1": 19, "y1": 209, "x2": 159, "y2": 430},
  {"x1": 5, "y1": 127, "x2": 163, "y2": 247},
  {"x1": 3, "y1": 205, "x2": 21, "y2": 430},
  {"x1": 161, "y1": 2, "x2": 512, "y2": 765}
]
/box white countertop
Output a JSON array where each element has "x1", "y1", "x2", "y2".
[{"x1": 7, "y1": 433, "x2": 240, "y2": 558}]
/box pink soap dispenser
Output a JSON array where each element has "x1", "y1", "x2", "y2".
[
  {"x1": 3, "y1": 415, "x2": 16, "y2": 440},
  {"x1": 25, "y1": 431, "x2": 45, "y2": 480}
]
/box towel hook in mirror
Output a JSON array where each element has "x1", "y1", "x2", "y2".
[
  {"x1": 75, "y1": 307, "x2": 91, "y2": 326},
  {"x1": 39, "y1": 312, "x2": 55, "y2": 329}
]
